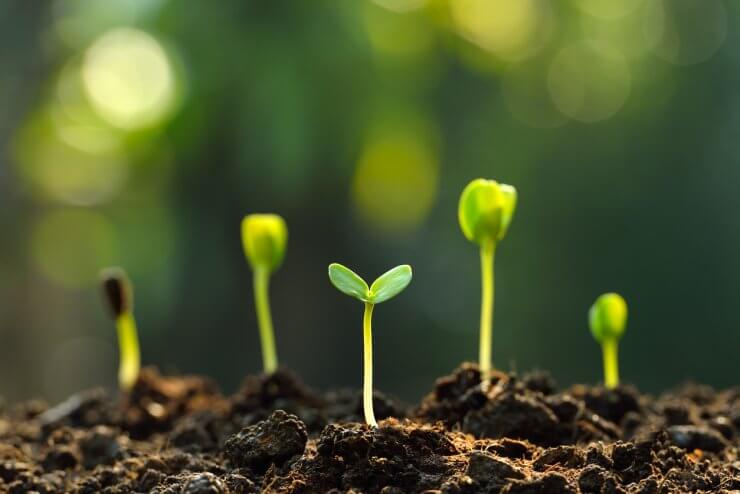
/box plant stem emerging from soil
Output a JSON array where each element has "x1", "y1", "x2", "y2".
[
  {"x1": 602, "y1": 338, "x2": 619, "y2": 389},
  {"x1": 589, "y1": 293, "x2": 627, "y2": 389},
  {"x1": 363, "y1": 302, "x2": 377, "y2": 427},
  {"x1": 254, "y1": 267, "x2": 278, "y2": 374},
  {"x1": 479, "y1": 241, "x2": 495, "y2": 385},
  {"x1": 116, "y1": 312, "x2": 140, "y2": 392}
]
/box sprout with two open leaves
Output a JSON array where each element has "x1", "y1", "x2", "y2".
[
  {"x1": 328, "y1": 263, "x2": 413, "y2": 427},
  {"x1": 458, "y1": 178, "x2": 517, "y2": 384}
]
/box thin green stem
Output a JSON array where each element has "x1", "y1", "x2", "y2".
[
  {"x1": 602, "y1": 339, "x2": 619, "y2": 389},
  {"x1": 254, "y1": 267, "x2": 278, "y2": 374},
  {"x1": 116, "y1": 312, "x2": 140, "y2": 392},
  {"x1": 479, "y1": 241, "x2": 496, "y2": 383},
  {"x1": 363, "y1": 302, "x2": 377, "y2": 427}
]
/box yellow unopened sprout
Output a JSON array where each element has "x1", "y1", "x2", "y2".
[
  {"x1": 100, "y1": 267, "x2": 140, "y2": 392},
  {"x1": 458, "y1": 179, "x2": 517, "y2": 384},
  {"x1": 241, "y1": 214, "x2": 287, "y2": 374},
  {"x1": 589, "y1": 293, "x2": 628, "y2": 389}
]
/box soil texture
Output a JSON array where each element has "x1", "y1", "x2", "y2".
[{"x1": 0, "y1": 364, "x2": 737, "y2": 493}]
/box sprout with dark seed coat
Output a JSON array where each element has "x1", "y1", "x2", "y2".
[{"x1": 100, "y1": 267, "x2": 140, "y2": 391}]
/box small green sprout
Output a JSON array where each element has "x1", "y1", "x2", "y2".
[
  {"x1": 241, "y1": 213, "x2": 288, "y2": 374},
  {"x1": 328, "y1": 263, "x2": 412, "y2": 427},
  {"x1": 458, "y1": 178, "x2": 517, "y2": 383},
  {"x1": 589, "y1": 293, "x2": 628, "y2": 389},
  {"x1": 100, "y1": 267, "x2": 141, "y2": 392}
]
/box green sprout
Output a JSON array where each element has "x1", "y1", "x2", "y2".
[
  {"x1": 241, "y1": 213, "x2": 287, "y2": 374},
  {"x1": 589, "y1": 293, "x2": 628, "y2": 389},
  {"x1": 100, "y1": 267, "x2": 141, "y2": 392},
  {"x1": 458, "y1": 178, "x2": 517, "y2": 383},
  {"x1": 328, "y1": 263, "x2": 412, "y2": 427}
]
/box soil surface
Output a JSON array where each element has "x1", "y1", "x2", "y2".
[{"x1": 0, "y1": 364, "x2": 737, "y2": 493}]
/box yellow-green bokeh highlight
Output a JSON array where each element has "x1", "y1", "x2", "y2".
[
  {"x1": 571, "y1": 0, "x2": 644, "y2": 19},
  {"x1": 502, "y1": 59, "x2": 568, "y2": 129},
  {"x1": 54, "y1": 62, "x2": 124, "y2": 155},
  {"x1": 81, "y1": 27, "x2": 177, "y2": 130},
  {"x1": 352, "y1": 118, "x2": 439, "y2": 234},
  {"x1": 363, "y1": 1, "x2": 435, "y2": 58},
  {"x1": 548, "y1": 42, "x2": 631, "y2": 123},
  {"x1": 450, "y1": 0, "x2": 552, "y2": 61},
  {"x1": 371, "y1": 0, "x2": 428, "y2": 14},
  {"x1": 14, "y1": 114, "x2": 128, "y2": 206},
  {"x1": 31, "y1": 209, "x2": 118, "y2": 287},
  {"x1": 643, "y1": 0, "x2": 727, "y2": 66}
]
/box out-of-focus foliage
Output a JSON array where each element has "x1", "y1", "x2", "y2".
[{"x1": 0, "y1": 0, "x2": 739, "y2": 402}]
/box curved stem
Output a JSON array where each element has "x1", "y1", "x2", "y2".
[
  {"x1": 116, "y1": 312, "x2": 140, "y2": 392},
  {"x1": 602, "y1": 339, "x2": 619, "y2": 389},
  {"x1": 479, "y1": 241, "x2": 496, "y2": 383},
  {"x1": 363, "y1": 302, "x2": 377, "y2": 427},
  {"x1": 254, "y1": 267, "x2": 278, "y2": 374}
]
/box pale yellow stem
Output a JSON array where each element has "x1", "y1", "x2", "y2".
[
  {"x1": 116, "y1": 312, "x2": 140, "y2": 391},
  {"x1": 479, "y1": 241, "x2": 495, "y2": 384},
  {"x1": 254, "y1": 267, "x2": 278, "y2": 373},
  {"x1": 602, "y1": 339, "x2": 619, "y2": 389},
  {"x1": 363, "y1": 302, "x2": 377, "y2": 427}
]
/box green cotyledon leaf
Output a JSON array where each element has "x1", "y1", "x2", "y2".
[
  {"x1": 328, "y1": 263, "x2": 371, "y2": 302},
  {"x1": 368, "y1": 265, "x2": 412, "y2": 304}
]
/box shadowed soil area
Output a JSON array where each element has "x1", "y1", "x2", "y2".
[{"x1": 0, "y1": 364, "x2": 737, "y2": 493}]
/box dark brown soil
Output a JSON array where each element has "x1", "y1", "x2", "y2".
[{"x1": 0, "y1": 364, "x2": 737, "y2": 493}]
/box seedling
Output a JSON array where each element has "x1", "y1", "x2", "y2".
[
  {"x1": 458, "y1": 179, "x2": 517, "y2": 383},
  {"x1": 100, "y1": 267, "x2": 141, "y2": 392},
  {"x1": 589, "y1": 293, "x2": 628, "y2": 389},
  {"x1": 241, "y1": 213, "x2": 287, "y2": 374},
  {"x1": 328, "y1": 263, "x2": 412, "y2": 427}
]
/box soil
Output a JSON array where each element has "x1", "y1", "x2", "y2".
[{"x1": 0, "y1": 364, "x2": 737, "y2": 493}]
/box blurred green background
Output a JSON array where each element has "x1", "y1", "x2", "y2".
[{"x1": 1, "y1": 0, "x2": 738, "y2": 404}]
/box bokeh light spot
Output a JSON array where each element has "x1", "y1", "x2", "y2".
[
  {"x1": 548, "y1": 42, "x2": 631, "y2": 123},
  {"x1": 643, "y1": 0, "x2": 727, "y2": 66},
  {"x1": 54, "y1": 62, "x2": 123, "y2": 154},
  {"x1": 579, "y1": 7, "x2": 655, "y2": 60},
  {"x1": 53, "y1": 0, "x2": 166, "y2": 48},
  {"x1": 450, "y1": 0, "x2": 552, "y2": 60},
  {"x1": 572, "y1": 0, "x2": 643, "y2": 19},
  {"x1": 16, "y1": 127, "x2": 127, "y2": 206},
  {"x1": 352, "y1": 126, "x2": 438, "y2": 234},
  {"x1": 371, "y1": 0, "x2": 427, "y2": 13},
  {"x1": 82, "y1": 27, "x2": 176, "y2": 130},
  {"x1": 364, "y1": 2, "x2": 434, "y2": 57},
  {"x1": 502, "y1": 59, "x2": 568, "y2": 129},
  {"x1": 31, "y1": 209, "x2": 117, "y2": 287}
]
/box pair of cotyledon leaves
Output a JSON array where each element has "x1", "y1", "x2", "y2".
[{"x1": 328, "y1": 263, "x2": 412, "y2": 304}]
